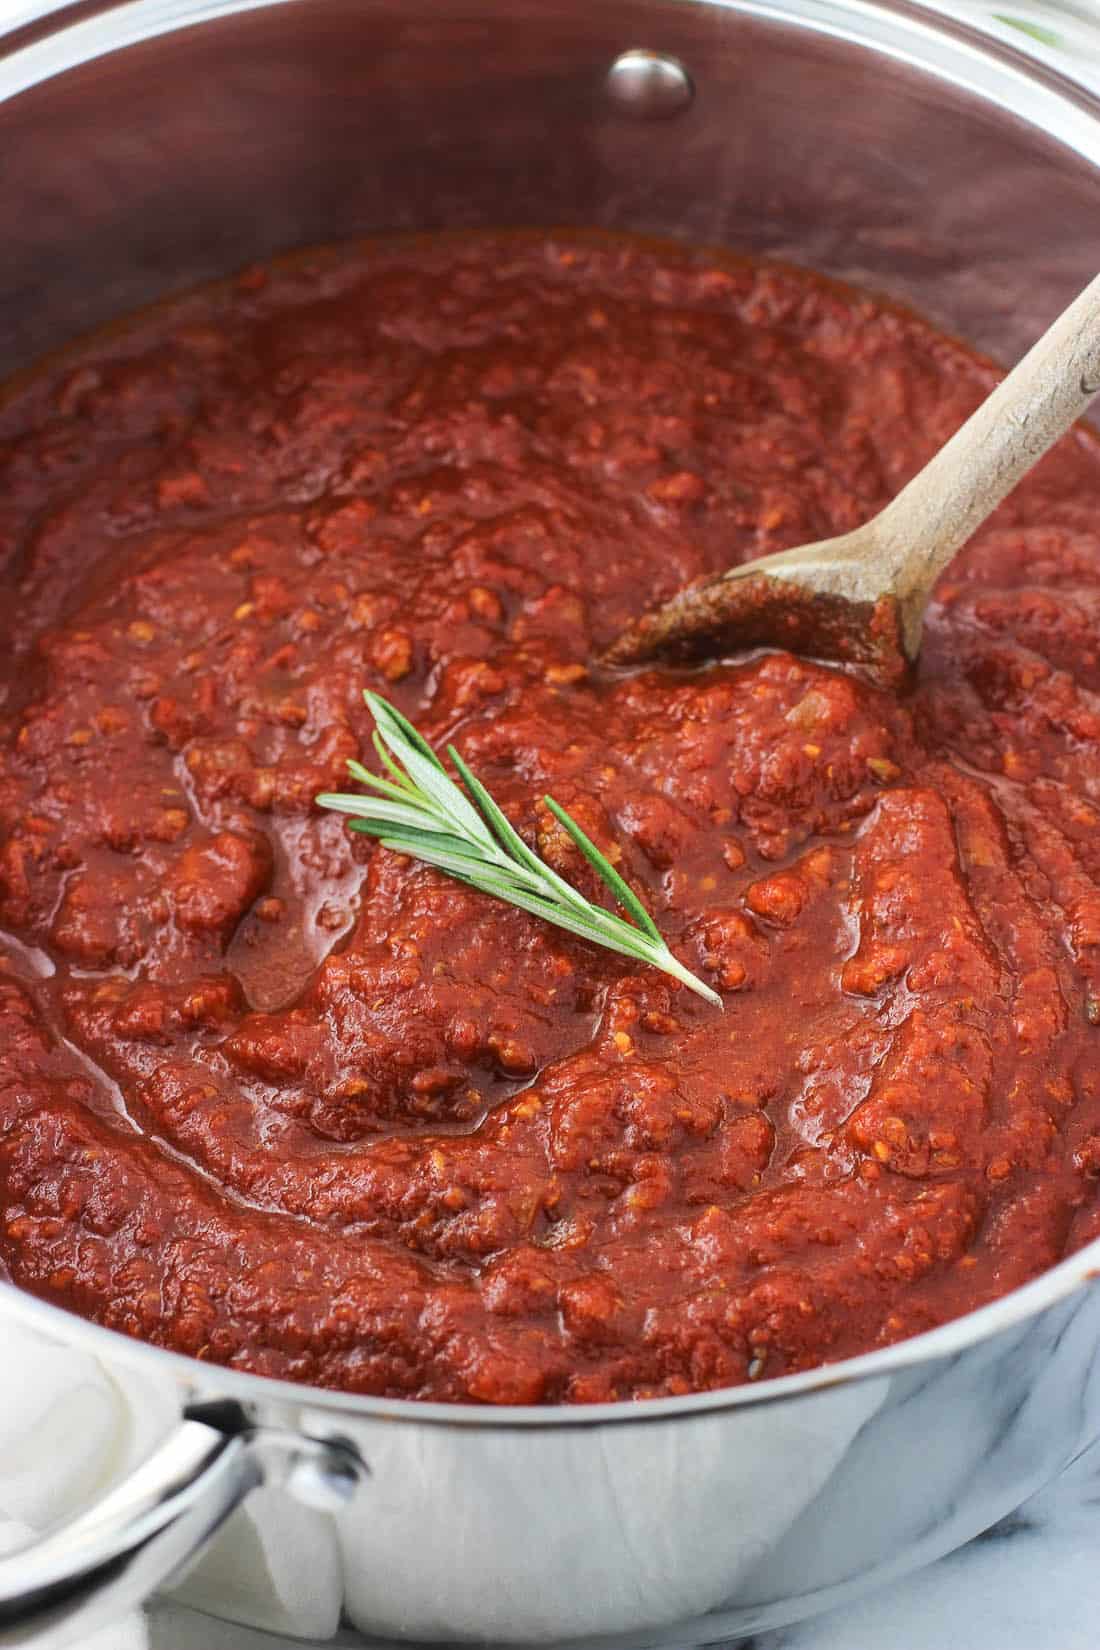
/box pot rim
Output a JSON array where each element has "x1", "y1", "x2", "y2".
[
  {"x1": 2, "y1": 0, "x2": 1100, "y2": 1430},
  {"x1": 2, "y1": 0, "x2": 1100, "y2": 146},
  {"x1": 3, "y1": 1237, "x2": 1100, "y2": 1428}
]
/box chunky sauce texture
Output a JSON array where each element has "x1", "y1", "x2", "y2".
[{"x1": 2, "y1": 234, "x2": 1100, "y2": 1404}]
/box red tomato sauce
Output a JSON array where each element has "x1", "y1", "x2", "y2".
[{"x1": 1, "y1": 233, "x2": 1099, "y2": 1403}]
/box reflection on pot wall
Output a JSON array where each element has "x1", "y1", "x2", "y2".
[
  {"x1": 3, "y1": 0, "x2": 1100, "y2": 379},
  {"x1": 302, "y1": 1284, "x2": 1100, "y2": 1645}
]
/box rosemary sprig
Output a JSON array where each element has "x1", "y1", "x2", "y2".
[{"x1": 316, "y1": 692, "x2": 722, "y2": 1008}]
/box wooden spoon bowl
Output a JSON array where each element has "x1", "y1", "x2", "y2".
[{"x1": 605, "y1": 274, "x2": 1100, "y2": 683}]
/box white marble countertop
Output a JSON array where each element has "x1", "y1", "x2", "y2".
[{"x1": 746, "y1": 1438, "x2": 1100, "y2": 1650}]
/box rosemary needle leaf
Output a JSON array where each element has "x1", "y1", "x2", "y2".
[
  {"x1": 373, "y1": 834, "x2": 526, "y2": 885},
  {"x1": 347, "y1": 822, "x2": 484, "y2": 858},
  {"x1": 317, "y1": 694, "x2": 723, "y2": 1009},
  {"x1": 370, "y1": 733, "x2": 421, "y2": 797},
  {"x1": 368, "y1": 695, "x2": 494, "y2": 852},
  {"x1": 542, "y1": 794, "x2": 664, "y2": 944},
  {"x1": 445, "y1": 744, "x2": 593, "y2": 917},
  {"x1": 463, "y1": 874, "x2": 660, "y2": 964},
  {"x1": 365, "y1": 691, "x2": 446, "y2": 772},
  {"x1": 347, "y1": 755, "x2": 437, "y2": 813},
  {"x1": 315, "y1": 794, "x2": 417, "y2": 830}
]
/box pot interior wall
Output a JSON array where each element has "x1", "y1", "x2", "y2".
[{"x1": 2, "y1": 0, "x2": 1100, "y2": 381}]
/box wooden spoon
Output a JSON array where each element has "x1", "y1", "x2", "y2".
[{"x1": 604, "y1": 274, "x2": 1100, "y2": 685}]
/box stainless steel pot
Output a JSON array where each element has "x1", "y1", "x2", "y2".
[{"x1": 2, "y1": 2, "x2": 1100, "y2": 1645}]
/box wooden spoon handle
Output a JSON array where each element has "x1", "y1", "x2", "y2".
[{"x1": 875, "y1": 272, "x2": 1100, "y2": 592}]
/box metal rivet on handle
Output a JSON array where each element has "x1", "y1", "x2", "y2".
[
  {"x1": 256, "y1": 1431, "x2": 365, "y2": 1512},
  {"x1": 605, "y1": 49, "x2": 695, "y2": 118}
]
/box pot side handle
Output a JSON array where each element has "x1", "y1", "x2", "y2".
[{"x1": 0, "y1": 1407, "x2": 363, "y2": 1650}]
